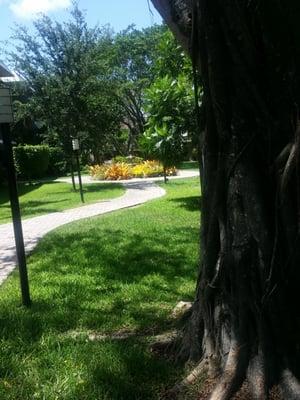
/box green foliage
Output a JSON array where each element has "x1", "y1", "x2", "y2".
[
  {"x1": 12, "y1": 145, "x2": 68, "y2": 179},
  {"x1": 111, "y1": 25, "x2": 167, "y2": 153},
  {"x1": 141, "y1": 29, "x2": 200, "y2": 167},
  {"x1": 13, "y1": 144, "x2": 50, "y2": 179},
  {"x1": 154, "y1": 29, "x2": 192, "y2": 79},
  {"x1": 143, "y1": 74, "x2": 196, "y2": 167},
  {"x1": 47, "y1": 147, "x2": 67, "y2": 176},
  {"x1": 6, "y1": 4, "x2": 122, "y2": 160},
  {"x1": 3, "y1": 4, "x2": 198, "y2": 165}
]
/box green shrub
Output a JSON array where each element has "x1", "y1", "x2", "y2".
[
  {"x1": 47, "y1": 147, "x2": 67, "y2": 176},
  {"x1": 13, "y1": 145, "x2": 50, "y2": 179}
]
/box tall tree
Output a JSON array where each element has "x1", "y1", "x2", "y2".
[
  {"x1": 5, "y1": 4, "x2": 122, "y2": 163},
  {"x1": 152, "y1": 0, "x2": 300, "y2": 398},
  {"x1": 112, "y1": 25, "x2": 166, "y2": 153}
]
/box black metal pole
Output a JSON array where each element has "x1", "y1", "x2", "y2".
[
  {"x1": 75, "y1": 150, "x2": 84, "y2": 203},
  {"x1": 1, "y1": 123, "x2": 31, "y2": 307},
  {"x1": 70, "y1": 156, "x2": 76, "y2": 191}
]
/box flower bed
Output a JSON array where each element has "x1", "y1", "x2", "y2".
[{"x1": 89, "y1": 160, "x2": 177, "y2": 180}]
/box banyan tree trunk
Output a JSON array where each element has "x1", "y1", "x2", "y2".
[{"x1": 152, "y1": 0, "x2": 300, "y2": 398}]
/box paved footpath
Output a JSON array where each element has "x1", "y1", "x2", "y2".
[
  {"x1": 56, "y1": 168, "x2": 199, "y2": 185},
  {"x1": 0, "y1": 170, "x2": 199, "y2": 285}
]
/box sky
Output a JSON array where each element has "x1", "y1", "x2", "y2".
[{"x1": 0, "y1": 0, "x2": 162, "y2": 46}]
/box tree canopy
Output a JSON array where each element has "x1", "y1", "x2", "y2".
[
  {"x1": 3, "y1": 7, "x2": 193, "y2": 164},
  {"x1": 6, "y1": 5, "x2": 122, "y2": 161}
]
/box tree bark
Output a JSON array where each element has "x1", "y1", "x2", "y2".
[
  {"x1": 152, "y1": 0, "x2": 300, "y2": 398},
  {"x1": 163, "y1": 165, "x2": 168, "y2": 184}
]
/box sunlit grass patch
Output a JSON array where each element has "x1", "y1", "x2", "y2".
[
  {"x1": 0, "y1": 178, "x2": 200, "y2": 400},
  {"x1": 0, "y1": 182, "x2": 125, "y2": 224}
]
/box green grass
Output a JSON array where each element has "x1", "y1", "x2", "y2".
[
  {"x1": 0, "y1": 178, "x2": 201, "y2": 400},
  {"x1": 178, "y1": 161, "x2": 199, "y2": 170},
  {"x1": 0, "y1": 182, "x2": 125, "y2": 224}
]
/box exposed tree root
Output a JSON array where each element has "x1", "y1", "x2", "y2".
[
  {"x1": 208, "y1": 342, "x2": 246, "y2": 400},
  {"x1": 162, "y1": 359, "x2": 209, "y2": 399},
  {"x1": 280, "y1": 369, "x2": 300, "y2": 400},
  {"x1": 149, "y1": 330, "x2": 181, "y2": 359},
  {"x1": 246, "y1": 351, "x2": 268, "y2": 400}
]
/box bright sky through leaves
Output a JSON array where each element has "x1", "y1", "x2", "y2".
[{"x1": 0, "y1": 0, "x2": 162, "y2": 44}]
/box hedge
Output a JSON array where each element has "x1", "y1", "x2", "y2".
[
  {"x1": 13, "y1": 145, "x2": 50, "y2": 179},
  {"x1": 48, "y1": 147, "x2": 67, "y2": 176}
]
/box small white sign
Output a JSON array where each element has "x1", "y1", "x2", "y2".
[
  {"x1": 0, "y1": 87, "x2": 13, "y2": 123},
  {"x1": 72, "y1": 138, "x2": 80, "y2": 151}
]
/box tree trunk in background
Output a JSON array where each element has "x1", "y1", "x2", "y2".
[
  {"x1": 152, "y1": 0, "x2": 300, "y2": 398},
  {"x1": 163, "y1": 165, "x2": 168, "y2": 184}
]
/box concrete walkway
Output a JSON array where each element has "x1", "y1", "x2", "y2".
[
  {"x1": 0, "y1": 170, "x2": 199, "y2": 285},
  {"x1": 0, "y1": 181, "x2": 166, "y2": 284},
  {"x1": 56, "y1": 168, "x2": 199, "y2": 185}
]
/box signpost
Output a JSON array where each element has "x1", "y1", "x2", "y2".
[
  {"x1": 72, "y1": 138, "x2": 84, "y2": 203},
  {"x1": 0, "y1": 72, "x2": 31, "y2": 307}
]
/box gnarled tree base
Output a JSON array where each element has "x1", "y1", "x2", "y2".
[{"x1": 151, "y1": 0, "x2": 300, "y2": 398}]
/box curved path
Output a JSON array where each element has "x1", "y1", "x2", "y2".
[
  {"x1": 0, "y1": 181, "x2": 165, "y2": 284},
  {"x1": 56, "y1": 168, "x2": 199, "y2": 185},
  {"x1": 0, "y1": 170, "x2": 199, "y2": 285}
]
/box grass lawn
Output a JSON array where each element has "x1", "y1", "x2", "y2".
[
  {"x1": 0, "y1": 182, "x2": 125, "y2": 224},
  {"x1": 0, "y1": 178, "x2": 201, "y2": 400}
]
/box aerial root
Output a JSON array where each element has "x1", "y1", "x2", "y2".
[
  {"x1": 247, "y1": 352, "x2": 268, "y2": 400},
  {"x1": 162, "y1": 358, "x2": 209, "y2": 399},
  {"x1": 208, "y1": 343, "x2": 246, "y2": 400},
  {"x1": 149, "y1": 330, "x2": 181, "y2": 358},
  {"x1": 280, "y1": 368, "x2": 300, "y2": 399}
]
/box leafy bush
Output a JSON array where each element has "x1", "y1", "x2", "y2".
[
  {"x1": 142, "y1": 74, "x2": 197, "y2": 170},
  {"x1": 13, "y1": 145, "x2": 50, "y2": 179},
  {"x1": 105, "y1": 163, "x2": 132, "y2": 180},
  {"x1": 90, "y1": 163, "x2": 132, "y2": 180},
  {"x1": 90, "y1": 160, "x2": 177, "y2": 180},
  {"x1": 47, "y1": 147, "x2": 67, "y2": 176},
  {"x1": 89, "y1": 164, "x2": 108, "y2": 180},
  {"x1": 131, "y1": 160, "x2": 163, "y2": 177}
]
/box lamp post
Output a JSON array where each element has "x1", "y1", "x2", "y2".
[
  {"x1": 72, "y1": 138, "x2": 84, "y2": 203},
  {"x1": 0, "y1": 70, "x2": 31, "y2": 307}
]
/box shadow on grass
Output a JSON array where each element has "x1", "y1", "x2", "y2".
[
  {"x1": 0, "y1": 182, "x2": 44, "y2": 206},
  {"x1": 82, "y1": 183, "x2": 120, "y2": 193},
  {"x1": 0, "y1": 182, "x2": 124, "y2": 224},
  {"x1": 0, "y1": 182, "x2": 120, "y2": 206},
  {"x1": 0, "y1": 199, "x2": 69, "y2": 223},
  {"x1": 171, "y1": 196, "x2": 202, "y2": 212},
  {"x1": 0, "y1": 226, "x2": 198, "y2": 398},
  {"x1": 0, "y1": 180, "x2": 199, "y2": 399},
  {"x1": 19, "y1": 225, "x2": 198, "y2": 330}
]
